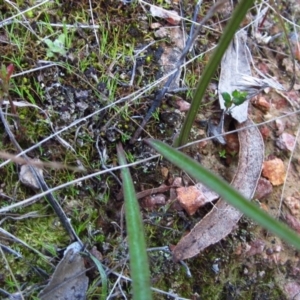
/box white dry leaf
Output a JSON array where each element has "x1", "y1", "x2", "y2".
[
  {"x1": 150, "y1": 5, "x2": 181, "y2": 25},
  {"x1": 19, "y1": 162, "x2": 43, "y2": 190},
  {"x1": 218, "y1": 30, "x2": 252, "y2": 123},
  {"x1": 237, "y1": 74, "x2": 285, "y2": 92},
  {"x1": 218, "y1": 30, "x2": 285, "y2": 123}
]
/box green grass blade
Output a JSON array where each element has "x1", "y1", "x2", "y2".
[
  {"x1": 116, "y1": 143, "x2": 152, "y2": 300},
  {"x1": 176, "y1": 0, "x2": 255, "y2": 146},
  {"x1": 89, "y1": 254, "x2": 108, "y2": 300},
  {"x1": 146, "y1": 139, "x2": 300, "y2": 250}
]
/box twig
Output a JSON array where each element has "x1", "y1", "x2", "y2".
[
  {"x1": 117, "y1": 184, "x2": 171, "y2": 201},
  {"x1": 0, "y1": 151, "x2": 85, "y2": 172},
  {"x1": 0, "y1": 107, "x2": 82, "y2": 245}
]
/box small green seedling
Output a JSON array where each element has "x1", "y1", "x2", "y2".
[
  {"x1": 44, "y1": 33, "x2": 67, "y2": 57},
  {"x1": 218, "y1": 149, "x2": 227, "y2": 158},
  {"x1": 152, "y1": 108, "x2": 160, "y2": 122},
  {"x1": 222, "y1": 89, "x2": 248, "y2": 110}
]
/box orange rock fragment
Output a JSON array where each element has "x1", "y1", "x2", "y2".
[
  {"x1": 176, "y1": 186, "x2": 205, "y2": 215},
  {"x1": 176, "y1": 183, "x2": 218, "y2": 215},
  {"x1": 262, "y1": 158, "x2": 285, "y2": 186}
]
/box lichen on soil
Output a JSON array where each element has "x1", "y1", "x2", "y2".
[{"x1": 0, "y1": 0, "x2": 300, "y2": 299}]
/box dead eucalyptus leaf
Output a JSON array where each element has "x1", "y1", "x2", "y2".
[
  {"x1": 172, "y1": 119, "x2": 264, "y2": 261},
  {"x1": 19, "y1": 162, "x2": 43, "y2": 189},
  {"x1": 38, "y1": 242, "x2": 88, "y2": 300},
  {"x1": 172, "y1": 30, "x2": 264, "y2": 261}
]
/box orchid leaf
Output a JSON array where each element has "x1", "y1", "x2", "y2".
[{"x1": 116, "y1": 143, "x2": 152, "y2": 300}]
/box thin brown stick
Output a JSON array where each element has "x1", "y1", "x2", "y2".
[{"x1": 0, "y1": 151, "x2": 86, "y2": 172}]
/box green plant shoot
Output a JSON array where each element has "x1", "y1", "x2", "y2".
[
  {"x1": 44, "y1": 33, "x2": 67, "y2": 57},
  {"x1": 222, "y1": 90, "x2": 248, "y2": 110}
]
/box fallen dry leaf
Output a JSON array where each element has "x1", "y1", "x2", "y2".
[
  {"x1": 150, "y1": 5, "x2": 181, "y2": 25},
  {"x1": 218, "y1": 30, "x2": 251, "y2": 123},
  {"x1": 19, "y1": 162, "x2": 43, "y2": 190},
  {"x1": 262, "y1": 158, "x2": 285, "y2": 186},
  {"x1": 172, "y1": 32, "x2": 264, "y2": 261},
  {"x1": 39, "y1": 242, "x2": 88, "y2": 300}
]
